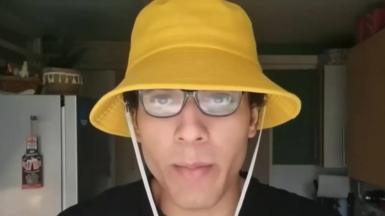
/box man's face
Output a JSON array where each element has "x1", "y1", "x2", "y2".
[{"x1": 134, "y1": 93, "x2": 259, "y2": 210}]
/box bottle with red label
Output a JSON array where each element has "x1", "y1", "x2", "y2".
[{"x1": 22, "y1": 116, "x2": 43, "y2": 189}]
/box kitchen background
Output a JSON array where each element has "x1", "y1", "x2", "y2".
[{"x1": 0, "y1": 0, "x2": 384, "y2": 216}]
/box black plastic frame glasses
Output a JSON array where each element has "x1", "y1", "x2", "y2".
[{"x1": 138, "y1": 89, "x2": 244, "y2": 118}]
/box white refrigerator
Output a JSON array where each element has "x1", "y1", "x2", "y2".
[{"x1": 0, "y1": 95, "x2": 114, "y2": 216}]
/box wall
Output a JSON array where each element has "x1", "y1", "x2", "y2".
[{"x1": 73, "y1": 41, "x2": 136, "y2": 186}]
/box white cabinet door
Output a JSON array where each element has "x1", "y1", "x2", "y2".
[{"x1": 323, "y1": 65, "x2": 346, "y2": 168}]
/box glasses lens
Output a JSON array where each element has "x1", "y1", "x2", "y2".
[
  {"x1": 197, "y1": 91, "x2": 242, "y2": 116},
  {"x1": 140, "y1": 90, "x2": 184, "y2": 117}
]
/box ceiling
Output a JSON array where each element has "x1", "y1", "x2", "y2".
[{"x1": 0, "y1": 0, "x2": 384, "y2": 47}]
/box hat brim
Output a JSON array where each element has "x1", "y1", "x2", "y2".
[{"x1": 90, "y1": 47, "x2": 301, "y2": 137}]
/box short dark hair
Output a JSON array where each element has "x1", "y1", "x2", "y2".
[
  {"x1": 124, "y1": 91, "x2": 139, "y2": 112},
  {"x1": 123, "y1": 91, "x2": 266, "y2": 112}
]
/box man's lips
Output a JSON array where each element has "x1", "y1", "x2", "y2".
[
  {"x1": 173, "y1": 162, "x2": 213, "y2": 179},
  {"x1": 175, "y1": 162, "x2": 212, "y2": 169}
]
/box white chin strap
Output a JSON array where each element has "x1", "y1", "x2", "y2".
[
  {"x1": 124, "y1": 106, "x2": 266, "y2": 216},
  {"x1": 125, "y1": 108, "x2": 159, "y2": 216},
  {"x1": 234, "y1": 106, "x2": 266, "y2": 216}
]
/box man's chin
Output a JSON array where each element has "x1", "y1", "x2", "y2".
[
  {"x1": 165, "y1": 178, "x2": 224, "y2": 211},
  {"x1": 171, "y1": 192, "x2": 220, "y2": 211},
  {"x1": 158, "y1": 165, "x2": 228, "y2": 210}
]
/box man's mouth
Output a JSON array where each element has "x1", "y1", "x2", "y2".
[{"x1": 173, "y1": 162, "x2": 213, "y2": 179}]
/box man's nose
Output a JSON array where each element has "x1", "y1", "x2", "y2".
[{"x1": 174, "y1": 98, "x2": 209, "y2": 143}]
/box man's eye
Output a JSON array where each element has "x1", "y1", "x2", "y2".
[
  {"x1": 210, "y1": 94, "x2": 232, "y2": 104},
  {"x1": 151, "y1": 95, "x2": 172, "y2": 105}
]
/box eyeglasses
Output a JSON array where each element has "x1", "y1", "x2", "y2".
[{"x1": 139, "y1": 89, "x2": 243, "y2": 117}]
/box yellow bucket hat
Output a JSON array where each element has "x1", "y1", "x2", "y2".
[{"x1": 90, "y1": 0, "x2": 301, "y2": 137}]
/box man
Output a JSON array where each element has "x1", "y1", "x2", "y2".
[{"x1": 60, "y1": 0, "x2": 340, "y2": 215}]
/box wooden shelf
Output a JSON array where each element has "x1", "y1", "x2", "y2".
[{"x1": 0, "y1": 75, "x2": 41, "y2": 93}]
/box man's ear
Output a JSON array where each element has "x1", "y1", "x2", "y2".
[
  {"x1": 248, "y1": 106, "x2": 259, "y2": 138},
  {"x1": 130, "y1": 110, "x2": 142, "y2": 142}
]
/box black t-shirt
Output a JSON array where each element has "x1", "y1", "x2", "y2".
[{"x1": 59, "y1": 178, "x2": 340, "y2": 216}]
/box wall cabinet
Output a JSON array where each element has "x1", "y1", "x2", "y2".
[{"x1": 347, "y1": 29, "x2": 385, "y2": 188}]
